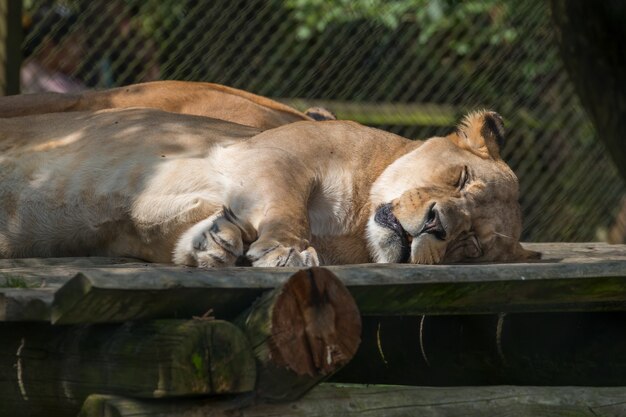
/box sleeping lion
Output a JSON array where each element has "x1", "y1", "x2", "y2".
[
  {"x1": 0, "y1": 80, "x2": 335, "y2": 129},
  {"x1": 0, "y1": 108, "x2": 537, "y2": 266}
]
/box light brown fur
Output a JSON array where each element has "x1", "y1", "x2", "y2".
[
  {"x1": 0, "y1": 107, "x2": 536, "y2": 266},
  {"x1": 0, "y1": 80, "x2": 315, "y2": 130}
]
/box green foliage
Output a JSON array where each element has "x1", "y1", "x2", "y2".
[
  {"x1": 1, "y1": 274, "x2": 31, "y2": 288},
  {"x1": 285, "y1": 0, "x2": 517, "y2": 54}
]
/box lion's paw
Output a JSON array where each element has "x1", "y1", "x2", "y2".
[
  {"x1": 173, "y1": 209, "x2": 256, "y2": 268},
  {"x1": 247, "y1": 242, "x2": 319, "y2": 267}
]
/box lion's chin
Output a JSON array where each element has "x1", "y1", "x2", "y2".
[
  {"x1": 367, "y1": 222, "x2": 448, "y2": 265},
  {"x1": 367, "y1": 219, "x2": 403, "y2": 263},
  {"x1": 409, "y1": 234, "x2": 447, "y2": 264}
]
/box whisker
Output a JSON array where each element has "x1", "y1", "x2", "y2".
[{"x1": 494, "y1": 231, "x2": 514, "y2": 240}]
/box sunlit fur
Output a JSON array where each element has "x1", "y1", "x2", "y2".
[{"x1": 0, "y1": 80, "x2": 314, "y2": 129}]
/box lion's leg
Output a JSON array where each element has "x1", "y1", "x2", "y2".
[
  {"x1": 172, "y1": 207, "x2": 257, "y2": 268},
  {"x1": 180, "y1": 146, "x2": 322, "y2": 268}
]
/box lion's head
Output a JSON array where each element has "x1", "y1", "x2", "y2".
[{"x1": 366, "y1": 110, "x2": 538, "y2": 264}]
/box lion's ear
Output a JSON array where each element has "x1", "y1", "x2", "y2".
[
  {"x1": 305, "y1": 107, "x2": 337, "y2": 121},
  {"x1": 452, "y1": 110, "x2": 505, "y2": 159}
]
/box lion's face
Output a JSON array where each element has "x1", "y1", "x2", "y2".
[{"x1": 366, "y1": 111, "x2": 537, "y2": 264}]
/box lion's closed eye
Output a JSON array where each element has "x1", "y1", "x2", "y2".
[
  {"x1": 456, "y1": 165, "x2": 470, "y2": 190},
  {"x1": 434, "y1": 165, "x2": 469, "y2": 190}
]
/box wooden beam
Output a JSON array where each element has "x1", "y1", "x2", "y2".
[
  {"x1": 77, "y1": 384, "x2": 626, "y2": 417},
  {"x1": 48, "y1": 243, "x2": 626, "y2": 324},
  {"x1": 0, "y1": 288, "x2": 53, "y2": 321},
  {"x1": 0, "y1": 320, "x2": 256, "y2": 417},
  {"x1": 235, "y1": 268, "x2": 361, "y2": 402},
  {"x1": 333, "y1": 312, "x2": 626, "y2": 386}
]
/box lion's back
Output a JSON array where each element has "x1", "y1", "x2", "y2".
[{"x1": 0, "y1": 108, "x2": 262, "y2": 258}]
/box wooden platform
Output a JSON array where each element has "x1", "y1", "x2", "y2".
[
  {"x1": 2, "y1": 242, "x2": 626, "y2": 324},
  {"x1": 2, "y1": 242, "x2": 626, "y2": 416}
]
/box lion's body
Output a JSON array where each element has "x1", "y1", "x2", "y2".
[
  {"x1": 0, "y1": 107, "x2": 535, "y2": 266},
  {"x1": 0, "y1": 81, "x2": 314, "y2": 129}
]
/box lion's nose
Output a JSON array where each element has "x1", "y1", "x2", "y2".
[{"x1": 420, "y1": 203, "x2": 447, "y2": 240}]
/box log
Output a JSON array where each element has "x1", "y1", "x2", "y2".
[
  {"x1": 0, "y1": 320, "x2": 256, "y2": 417},
  {"x1": 50, "y1": 269, "x2": 272, "y2": 324},
  {"x1": 333, "y1": 311, "x2": 626, "y2": 386},
  {"x1": 236, "y1": 267, "x2": 361, "y2": 402},
  {"x1": 77, "y1": 384, "x2": 626, "y2": 417}
]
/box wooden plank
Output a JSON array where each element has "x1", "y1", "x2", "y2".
[
  {"x1": 48, "y1": 243, "x2": 626, "y2": 324},
  {"x1": 77, "y1": 384, "x2": 626, "y2": 417},
  {"x1": 525, "y1": 242, "x2": 626, "y2": 262},
  {"x1": 0, "y1": 257, "x2": 141, "y2": 269},
  {"x1": 0, "y1": 289, "x2": 54, "y2": 321},
  {"x1": 0, "y1": 243, "x2": 624, "y2": 324},
  {"x1": 0, "y1": 242, "x2": 622, "y2": 289},
  {"x1": 334, "y1": 312, "x2": 626, "y2": 386},
  {"x1": 50, "y1": 266, "x2": 626, "y2": 325},
  {"x1": 0, "y1": 320, "x2": 256, "y2": 417},
  {"x1": 0, "y1": 257, "x2": 147, "y2": 289}
]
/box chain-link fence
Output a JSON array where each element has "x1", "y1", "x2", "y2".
[{"x1": 19, "y1": 0, "x2": 626, "y2": 243}]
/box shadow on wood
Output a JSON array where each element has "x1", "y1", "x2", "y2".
[
  {"x1": 0, "y1": 320, "x2": 255, "y2": 417},
  {"x1": 333, "y1": 312, "x2": 626, "y2": 386}
]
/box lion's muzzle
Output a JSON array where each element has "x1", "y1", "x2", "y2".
[{"x1": 374, "y1": 203, "x2": 411, "y2": 263}]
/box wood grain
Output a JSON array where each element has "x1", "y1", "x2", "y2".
[
  {"x1": 77, "y1": 384, "x2": 626, "y2": 417},
  {"x1": 236, "y1": 267, "x2": 361, "y2": 402}
]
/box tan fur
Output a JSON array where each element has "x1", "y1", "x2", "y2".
[
  {"x1": 0, "y1": 108, "x2": 536, "y2": 266},
  {"x1": 0, "y1": 81, "x2": 313, "y2": 130}
]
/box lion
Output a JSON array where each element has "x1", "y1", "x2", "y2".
[
  {"x1": 0, "y1": 80, "x2": 335, "y2": 129},
  {"x1": 0, "y1": 107, "x2": 537, "y2": 266}
]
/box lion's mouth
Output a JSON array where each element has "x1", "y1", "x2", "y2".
[
  {"x1": 374, "y1": 202, "x2": 448, "y2": 263},
  {"x1": 374, "y1": 203, "x2": 411, "y2": 262}
]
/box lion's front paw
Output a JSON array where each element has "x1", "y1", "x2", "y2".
[
  {"x1": 173, "y1": 209, "x2": 256, "y2": 268},
  {"x1": 247, "y1": 242, "x2": 319, "y2": 267}
]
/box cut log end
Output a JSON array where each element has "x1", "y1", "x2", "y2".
[{"x1": 269, "y1": 267, "x2": 361, "y2": 377}]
